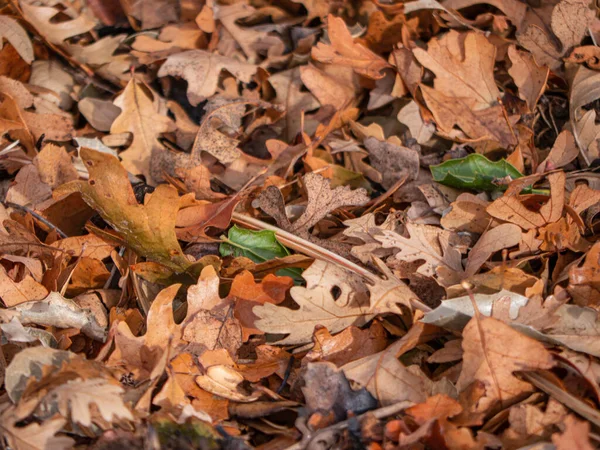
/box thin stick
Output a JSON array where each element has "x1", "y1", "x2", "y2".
[
  {"x1": 231, "y1": 213, "x2": 377, "y2": 282},
  {"x1": 5, "y1": 202, "x2": 68, "y2": 239},
  {"x1": 284, "y1": 401, "x2": 414, "y2": 450},
  {"x1": 521, "y1": 371, "x2": 600, "y2": 427}
]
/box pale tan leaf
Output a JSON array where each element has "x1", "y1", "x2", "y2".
[
  {"x1": 157, "y1": 50, "x2": 257, "y2": 106},
  {"x1": 464, "y1": 223, "x2": 521, "y2": 277},
  {"x1": 0, "y1": 16, "x2": 34, "y2": 64},
  {"x1": 413, "y1": 31, "x2": 499, "y2": 110},
  {"x1": 50, "y1": 378, "x2": 133, "y2": 427},
  {"x1": 457, "y1": 316, "x2": 555, "y2": 414},
  {"x1": 20, "y1": 2, "x2": 96, "y2": 45},
  {"x1": 0, "y1": 265, "x2": 48, "y2": 307},
  {"x1": 109, "y1": 79, "x2": 175, "y2": 184},
  {"x1": 0, "y1": 410, "x2": 73, "y2": 450},
  {"x1": 253, "y1": 260, "x2": 372, "y2": 345},
  {"x1": 537, "y1": 130, "x2": 578, "y2": 173},
  {"x1": 375, "y1": 223, "x2": 465, "y2": 286}
]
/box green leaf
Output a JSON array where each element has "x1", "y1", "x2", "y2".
[
  {"x1": 220, "y1": 225, "x2": 303, "y2": 282},
  {"x1": 430, "y1": 153, "x2": 523, "y2": 192}
]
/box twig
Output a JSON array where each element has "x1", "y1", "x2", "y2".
[
  {"x1": 284, "y1": 401, "x2": 414, "y2": 450},
  {"x1": 520, "y1": 371, "x2": 600, "y2": 427},
  {"x1": 231, "y1": 213, "x2": 432, "y2": 313},
  {"x1": 231, "y1": 213, "x2": 377, "y2": 282},
  {"x1": 5, "y1": 202, "x2": 68, "y2": 239}
]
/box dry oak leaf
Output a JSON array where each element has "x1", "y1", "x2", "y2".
[
  {"x1": 440, "y1": 193, "x2": 493, "y2": 234},
  {"x1": 375, "y1": 223, "x2": 465, "y2": 286},
  {"x1": 552, "y1": 415, "x2": 595, "y2": 450},
  {"x1": 507, "y1": 45, "x2": 549, "y2": 112},
  {"x1": 517, "y1": 0, "x2": 595, "y2": 72},
  {"x1": 413, "y1": 31, "x2": 499, "y2": 111},
  {"x1": 412, "y1": 31, "x2": 516, "y2": 146},
  {"x1": 120, "y1": 0, "x2": 178, "y2": 30},
  {"x1": 54, "y1": 148, "x2": 191, "y2": 273},
  {"x1": 419, "y1": 85, "x2": 517, "y2": 147},
  {"x1": 0, "y1": 409, "x2": 74, "y2": 450},
  {"x1": 536, "y1": 130, "x2": 578, "y2": 173},
  {"x1": 300, "y1": 64, "x2": 357, "y2": 110},
  {"x1": 253, "y1": 260, "x2": 372, "y2": 345},
  {"x1": 20, "y1": 1, "x2": 96, "y2": 45},
  {"x1": 49, "y1": 378, "x2": 134, "y2": 427},
  {"x1": 0, "y1": 265, "x2": 48, "y2": 307},
  {"x1": 110, "y1": 78, "x2": 175, "y2": 184},
  {"x1": 34, "y1": 143, "x2": 79, "y2": 189},
  {"x1": 105, "y1": 284, "x2": 181, "y2": 382},
  {"x1": 158, "y1": 50, "x2": 257, "y2": 106},
  {"x1": 269, "y1": 67, "x2": 320, "y2": 141},
  {"x1": 0, "y1": 16, "x2": 34, "y2": 64},
  {"x1": 213, "y1": 2, "x2": 283, "y2": 64},
  {"x1": 228, "y1": 270, "x2": 292, "y2": 342},
  {"x1": 342, "y1": 322, "x2": 448, "y2": 405},
  {"x1": 456, "y1": 315, "x2": 554, "y2": 414},
  {"x1": 486, "y1": 171, "x2": 565, "y2": 230},
  {"x1": 464, "y1": 223, "x2": 521, "y2": 277},
  {"x1": 312, "y1": 15, "x2": 391, "y2": 80},
  {"x1": 182, "y1": 265, "x2": 242, "y2": 357},
  {"x1": 305, "y1": 322, "x2": 388, "y2": 367},
  {"x1": 255, "y1": 172, "x2": 369, "y2": 241}
]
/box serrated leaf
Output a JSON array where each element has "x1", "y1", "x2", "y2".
[{"x1": 430, "y1": 153, "x2": 523, "y2": 192}]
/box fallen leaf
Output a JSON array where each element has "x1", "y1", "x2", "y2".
[
  {"x1": 20, "y1": 2, "x2": 96, "y2": 45},
  {"x1": 158, "y1": 50, "x2": 257, "y2": 106},
  {"x1": 486, "y1": 172, "x2": 566, "y2": 230},
  {"x1": 0, "y1": 16, "x2": 34, "y2": 64},
  {"x1": 457, "y1": 314, "x2": 554, "y2": 414},
  {"x1": 54, "y1": 148, "x2": 191, "y2": 272},
  {"x1": 253, "y1": 260, "x2": 372, "y2": 345},
  {"x1": 375, "y1": 223, "x2": 465, "y2": 286},
  {"x1": 508, "y1": 45, "x2": 549, "y2": 111},
  {"x1": 552, "y1": 415, "x2": 594, "y2": 450},
  {"x1": 312, "y1": 15, "x2": 391, "y2": 79},
  {"x1": 110, "y1": 79, "x2": 175, "y2": 184},
  {"x1": 254, "y1": 172, "x2": 369, "y2": 250}
]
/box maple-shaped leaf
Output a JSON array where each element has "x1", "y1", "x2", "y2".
[
  {"x1": 457, "y1": 315, "x2": 555, "y2": 414},
  {"x1": 54, "y1": 148, "x2": 190, "y2": 272},
  {"x1": 254, "y1": 172, "x2": 369, "y2": 253},
  {"x1": 253, "y1": 260, "x2": 372, "y2": 345},
  {"x1": 49, "y1": 378, "x2": 134, "y2": 427},
  {"x1": 158, "y1": 50, "x2": 257, "y2": 106},
  {"x1": 110, "y1": 78, "x2": 175, "y2": 184},
  {"x1": 0, "y1": 408, "x2": 74, "y2": 450},
  {"x1": 375, "y1": 223, "x2": 465, "y2": 286},
  {"x1": 312, "y1": 15, "x2": 391, "y2": 80}
]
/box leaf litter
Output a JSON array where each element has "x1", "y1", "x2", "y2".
[{"x1": 1, "y1": 0, "x2": 600, "y2": 448}]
